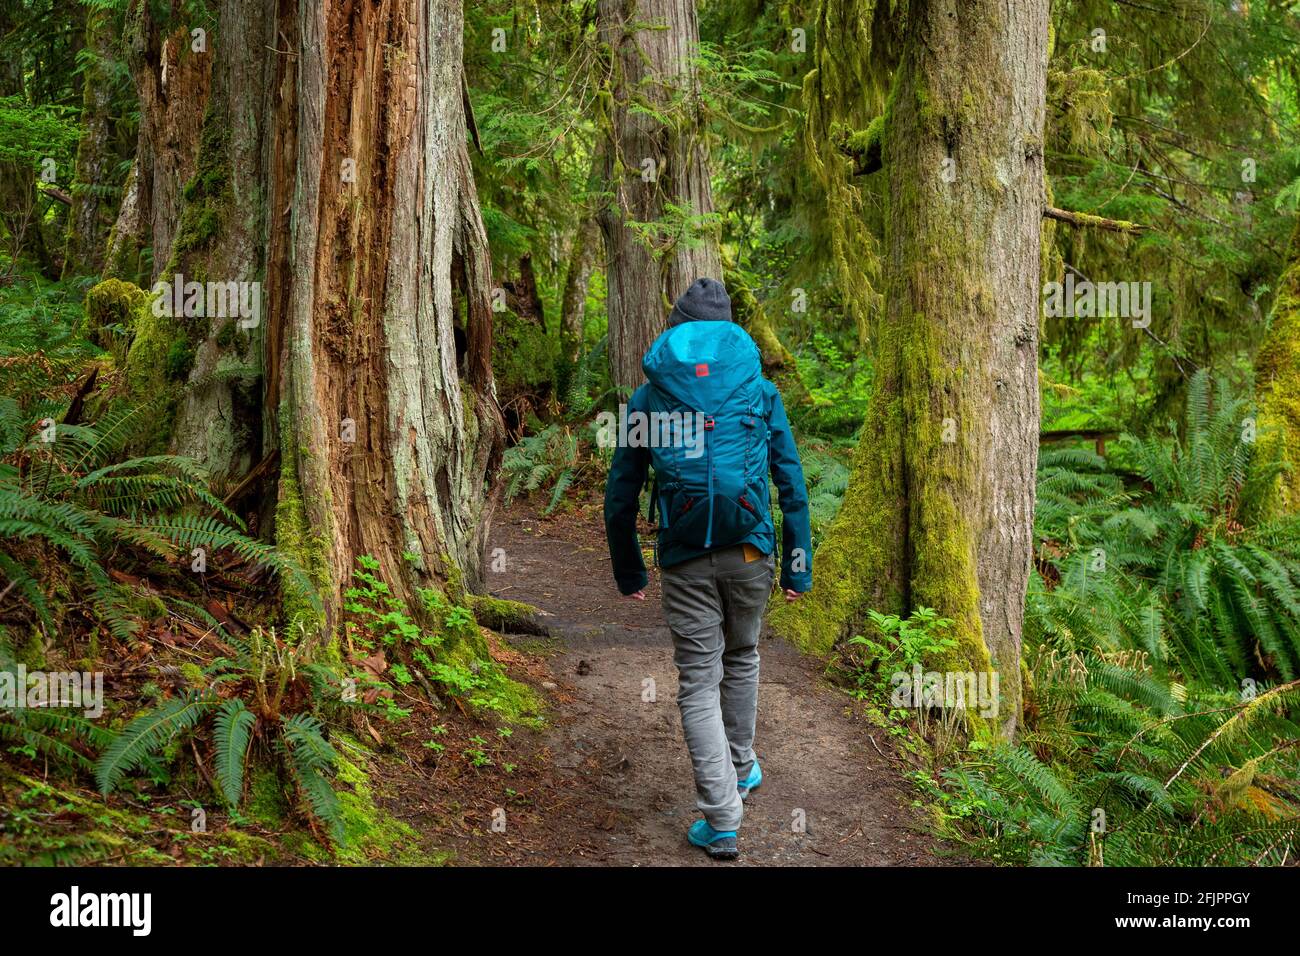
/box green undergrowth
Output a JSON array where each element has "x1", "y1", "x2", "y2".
[
  {"x1": 819, "y1": 373, "x2": 1300, "y2": 866},
  {"x1": 0, "y1": 283, "x2": 545, "y2": 863},
  {"x1": 0, "y1": 737, "x2": 449, "y2": 866},
  {"x1": 331, "y1": 735, "x2": 452, "y2": 866},
  {"x1": 242, "y1": 734, "x2": 449, "y2": 866},
  {"x1": 344, "y1": 555, "x2": 545, "y2": 726},
  {"x1": 0, "y1": 768, "x2": 281, "y2": 867}
]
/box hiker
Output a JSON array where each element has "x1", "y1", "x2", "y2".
[{"x1": 603, "y1": 277, "x2": 814, "y2": 860}]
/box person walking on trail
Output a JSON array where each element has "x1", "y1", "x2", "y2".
[{"x1": 603, "y1": 277, "x2": 814, "y2": 861}]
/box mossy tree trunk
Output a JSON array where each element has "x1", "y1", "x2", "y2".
[
  {"x1": 772, "y1": 0, "x2": 1048, "y2": 738},
  {"x1": 64, "y1": 5, "x2": 119, "y2": 277},
  {"x1": 163, "y1": 0, "x2": 277, "y2": 495},
  {"x1": 274, "y1": 0, "x2": 504, "y2": 633},
  {"x1": 723, "y1": 261, "x2": 809, "y2": 404},
  {"x1": 1257, "y1": 220, "x2": 1300, "y2": 515},
  {"x1": 103, "y1": 160, "x2": 144, "y2": 281},
  {"x1": 555, "y1": 146, "x2": 603, "y2": 398},
  {"x1": 596, "y1": 0, "x2": 722, "y2": 390},
  {"x1": 560, "y1": 217, "x2": 599, "y2": 362},
  {"x1": 556, "y1": 215, "x2": 599, "y2": 393}
]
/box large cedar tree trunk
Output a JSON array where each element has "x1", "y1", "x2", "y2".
[
  {"x1": 556, "y1": 217, "x2": 599, "y2": 394},
  {"x1": 274, "y1": 0, "x2": 504, "y2": 631},
  {"x1": 596, "y1": 0, "x2": 722, "y2": 390},
  {"x1": 1257, "y1": 220, "x2": 1300, "y2": 515},
  {"x1": 554, "y1": 148, "x2": 603, "y2": 397},
  {"x1": 773, "y1": 0, "x2": 1048, "y2": 737}
]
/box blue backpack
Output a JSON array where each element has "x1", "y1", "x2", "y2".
[{"x1": 641, "y1": 321, "x2": 771, "y2": 559}]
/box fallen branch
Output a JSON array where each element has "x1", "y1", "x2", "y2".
[
  {"x1": 469, "y1": 594, "x2": 552, "y2": 637},
  {"x1": 1044, "y1": 205, "x2": 1147, "y2": 234},
  {"x1": 1040, "y1": 428, "x2": 1119, "y2": 442},
  {"x1": 1040, "y1": 428, "x2": 1119, "y2": 455},
  {"x1": 61, "y1": 367, "x2": 99, "y2": 427}
]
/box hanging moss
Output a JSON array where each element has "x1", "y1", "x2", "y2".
[
  {"x1": 799, "y1": 0, "x2": 893, "y2": 347},
  {"x1": 723, "y1": 262, "x2": 809, "y2": 404}
]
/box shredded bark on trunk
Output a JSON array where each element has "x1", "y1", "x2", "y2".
[
  {"x1": 275, "y1": 0, "x2": 504, "y2": 631},
  {"x1": 596, "y1": 0, "x2": 723, "y2": 390}
]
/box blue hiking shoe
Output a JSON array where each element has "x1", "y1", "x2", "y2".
[
  {"x1": 738, "y1": 760, "x2": 763, "y2": 801},
  {"x1": 687, "y1": 819, "x2": 739, "y2": 860}
]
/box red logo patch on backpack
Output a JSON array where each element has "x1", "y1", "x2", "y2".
[{"x1": 695, "y1": 363, "x2": 710, "y2": 377}]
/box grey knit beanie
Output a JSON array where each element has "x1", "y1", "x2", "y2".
[{"x1": 667, "y1": 277, "x2": 732, "y2": 327}]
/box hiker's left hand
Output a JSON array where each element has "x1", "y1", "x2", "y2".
[{"x1": 784, "y1": 588, "x2": 803, "y2": 603}]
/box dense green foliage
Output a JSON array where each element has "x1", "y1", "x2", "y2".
[
  {"x1": 0, "y1": 277, "x2": 517, "y2": 859},
  {"x1": 938, "y1": 372, "x2": 1300, "y2": 865},
  {"x1": 94, "y1": 625, "x2": 346, "y2": 838}
]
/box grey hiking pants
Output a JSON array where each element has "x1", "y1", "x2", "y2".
[{"x1": 660, "y1": 544, "x2": 776, "y2": 832}]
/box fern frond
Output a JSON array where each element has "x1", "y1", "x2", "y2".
[
  {"x1": 95, "y1": 693, "x2": 217, "y2": 795},
  {"x1": 279, "y1": 713, "x2": 342, "y2": 837},
  {"x1": 213, "y1": 698, "x2": 256, "y2": 805}
]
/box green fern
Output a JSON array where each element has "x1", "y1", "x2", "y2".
[
  {"x1": 0, "y1": 638, "x2": 113, "y2": 765},
  {"x1": 212, "y1": 698, "x2": 257, "y2": 806},
  {"x1": 1033, "y1": 369, "x2": 1300, "y2": 684},
  {"x1": 560, "y1": 335, "x2": 612, "y2": 417},
  {"x1": 947, "y1": 371, "x2": 1300, "y2": 865},
  {"x1": 94, "y1": 692, "x2": 217, "y2": 795},
  {"x1": 0, "y1": 391, "x2": 319, "y2": 640},
  {"x1": 94, "y1": 627, "x2": 348, "y2": 839},
  {"x1": 501, "y1": 422, "x2": 594, "y2": 513},
  {"x1": 279, "y1": 713, "x2": 343, "y2": 838}
]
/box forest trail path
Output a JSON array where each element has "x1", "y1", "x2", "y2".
[{"x1": 434, "y1": 495, "x2": 965, "y2": 866}]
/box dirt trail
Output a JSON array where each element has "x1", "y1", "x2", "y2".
[{"x1": 419, "y1": 497, "x2": 963, "y2": 866}]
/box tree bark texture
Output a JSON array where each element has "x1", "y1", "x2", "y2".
[
  {"x1": 596, "y1": 0, "x2": 722, "y2": 390},
  {"x1": 106, "y1": 2, "x2": 211, "y2": 284},
  {"x1": 772, "y1": 0, "x2": 1048, "y2": 738},
  {"x1": 64, "y1": 6, "x2": 119, "y2": 276},
  {"x1": 165, "y1": 0, "x2": 279, "y2": 494},
  {"x1": 275, "y1": 0, "x2": 504, "y2": 632}
]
